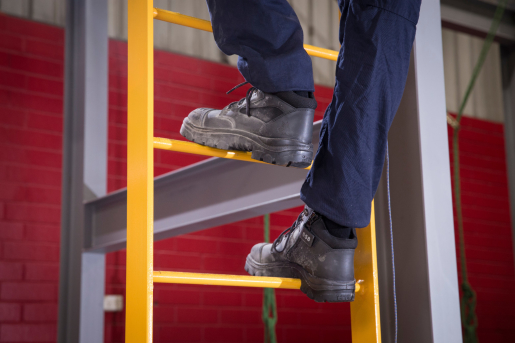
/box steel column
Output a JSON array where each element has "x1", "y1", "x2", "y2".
[
  {"x1": 501, "y1": 47, "x2": 515, "y2": 270},
  {"x1": 79, "y1": 252, "x2": 106, "y2": 343},
  {"x1": 58, "y1": 0, "x2": 108, "y2": 342},
  {"x1": 374, "y1": 1, "x2": 462, "y2": 342}
]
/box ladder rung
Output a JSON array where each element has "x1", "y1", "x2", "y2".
[
  {"x1": 154, "y1": 137, "x2": 312, "y2": 169},
  {"x1": 153, "y1": 271, "x2": 301, "y2": 289},
  {"x1": 152, "y1": 7, "x2": 338, "y2": 61},
  {"x1": 153, "y1": 271, "x2": 361, "y2": 292}
]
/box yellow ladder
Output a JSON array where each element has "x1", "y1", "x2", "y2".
[{"x1": 126, "y1": 1, "x2": 381, "y2": 342}]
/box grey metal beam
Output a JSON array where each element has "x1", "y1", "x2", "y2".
[
  {"x1": 58, "y1": 0, "x2": 108, "y2": 342},
  {"x1": 84, "y1": 122, "x2": 320, "y2": 253},
  {"x1": 501, "y1": 47, "x2": 515, "y2": 270}
]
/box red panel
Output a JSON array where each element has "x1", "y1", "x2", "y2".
[
  {"x1": 9, "y1": 91, "x2": 63, "y2": 114},
  {"x1": 3, "y1": 241, "x2": 59, "y2": 262},
  {"x1": 0, "y1": 262, "x2": 23, "y2": 281},
  {"x1": 203, "y1": 327, "x2": 244, "y2": 343},
  {"x1": 0, "y1": 127, "x2": 62, "y2": 151},
  {"x1": 155, "y1": 50, "x2": 201, "y2": 73},
  {"x1": 4, "y1": 166, "x2": 61, "y2": 187},
  {"x1": 0, "y1": 69, "x2": 26, "y2": 89},
  {"x1": 4, "y1": 15, "x2": 64, "y2": 43},
  {"x1": 0, "y1": 106, "x2": 26, "y2": 127},
  {"x1": 176, "y1": 308, "x2": 219, "y2": 324},
  {"x1": 26, "y1": 76, "x2": 63, "y2": 97},
  {"x1": 0, "y1": 222, "x2": 24, "y2": 240},
  {"x1": 0, "y1": 31, "x2": 23, "y2": 51},
  {"x1": 24, "y1": 39, "x2": 64, "y2": 61},
  {"x1": 155, "y1": 326, "x2": 202, "y2": 343},
  {"x1": 1, "y1": 282, "x2": 57, "y2": 301},
  {"x1": 23, "y1": 303, "x2": 58, "y2": 322},
  {"x1": 8, "y1": 54, "x2": 63, "y2": 78},
  {"x1": 0, "y1": 323, "x2": 57, "y2": 342},
  {"x1": 175, "y1": 237, "x2": 219, "y2": 254},
  {"x1": 198, "y1": 60, "x2": 242, "y2": 82},
  {"x1": 153, "y1": 286, "x2": 201, "y2": 306},
  {"x1": 0, "y1": 303, "x2": 21, "y2": 322},
  {"x1": 24, "y1": 225, "x2": 60, "y2": 244},
  {"x1": 202, "y1": 256, "x2": 244, "y2": 274},
  {"x1": 4, "y1": 203, "x2": 60, "y2": 224},
  {"x1": 154, "y1": 252, "x2": 202, "y2": 271},
  {"x1": 24, "y1": 263, "x2": 59, "y2": 281},
  {"x1": 202, "y1": 290, "x2": 243, "y2": 307},
  {"x1": 26, "y1": 112, "x2": 63, "y2": 133}
]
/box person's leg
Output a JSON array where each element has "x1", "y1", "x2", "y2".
[
  {"x1": 301, "y1": 0, "x2": 421, "y2": 229},
  {"x1": 245, "y1": 0, "x2": 421, "y2": 303},
  {"x1": 180, "y1": 0, "x2": 318, "y2": 168},
  {"x1": 206, "y1": 0, "x2": 314, "y2": 93}
]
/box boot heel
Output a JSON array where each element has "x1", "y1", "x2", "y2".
[
  {"x1": 251, "y1": 148, "x2": 312, "y2": 168},
  {"x1": 300, "y1": 281, "x2": 355, "y2": 303}
]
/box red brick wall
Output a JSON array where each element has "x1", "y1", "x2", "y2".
[
  {"x1": 0, "y1": 13, "x2": 513, "y2": 343},
  {"x1": 0, "y1": 13, "x2": 63, "y2": 343},
  {"x1": 448, "y1": 116, "x2": 515, "y2": 341}
]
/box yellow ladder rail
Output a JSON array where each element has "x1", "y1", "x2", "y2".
[
  {"x1": 154, "y1": 137, "x2": 312, "y2": 169},
  {"x1": 152, "y1": 7, "x2": 339, "y2": 61},
  {"x1": 126, "y1": 0, "x2": 154, "y2": 341},
  {"x1": 126, "y1": 1, "x2": 381, "y2": 342}
]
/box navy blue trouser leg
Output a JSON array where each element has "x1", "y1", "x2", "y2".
[
  {"x1": 206, "y1": 0, "x2": 314, "y2": 93},
  {"x1": 301, "y1": 0, "x2": 421, "y2": 228},
  {"x1": 206, "y1": 0, "x2": 421, "y2": 228}
]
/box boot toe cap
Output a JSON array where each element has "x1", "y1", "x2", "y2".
[
  {"x1": 249, "y1": 242, "x2": 269, "y2": 262},
  {"x1": 186, "y1": 108, "x2": 213, "y2": 127},
  {"x1": 249, "y1": 242, "x2": 276, "y2": 263}
]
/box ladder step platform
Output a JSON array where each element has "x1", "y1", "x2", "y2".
[
  {"x1": 153, "y1": 271, "x2": 361, "y2": 292},
  {"x1": 154, "y1": 137, "x2": 312, "y2": 169}
]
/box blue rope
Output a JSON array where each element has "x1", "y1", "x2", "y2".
[{"x1": 386, "y1": 143, "x2": 398, "y2": 343}]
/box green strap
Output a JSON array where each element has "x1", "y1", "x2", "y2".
[
  {"x1": 451, "y1": 1, "x2": 507, "y2": 342},
  {"x1": 262, "y1": 214, "x2": 278, "y2": 343}
]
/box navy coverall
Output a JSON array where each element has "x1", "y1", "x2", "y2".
[{"x1": 206, "y1": 0, "x2": 421, "y2": 228}]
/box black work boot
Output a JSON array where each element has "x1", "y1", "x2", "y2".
[
  {"x1": 180, "y1": 83, "x2": 317, "y2": 168},
  {"x1": 245, "y1": 206, "x2": 357, "y2": 302}
]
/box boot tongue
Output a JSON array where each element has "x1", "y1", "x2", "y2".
[
  {"x1": 273, "y1": 207, "x2": 314, "y2": 252},
  {"x1": 241, "y1": 89, "x2": 261, "y2": 107}
]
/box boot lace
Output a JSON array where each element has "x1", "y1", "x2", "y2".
[
  {"x1": 226, "y1": 81, "x2": 257, "y2": 117},
  {"x1": 272, "y1": 208, "x2": 312, "y2": 251}
]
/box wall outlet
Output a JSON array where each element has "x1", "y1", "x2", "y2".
[{"x1": 103, "y1": 295, "x2": 124, "y2": 312}]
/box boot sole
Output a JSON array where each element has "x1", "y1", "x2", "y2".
[
  {"x1": 180, "y1": 118, "x2": 313, "y2": 168},
  {"x1": 244, "y1": 255, "x2": 355, "y2": 303}
]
